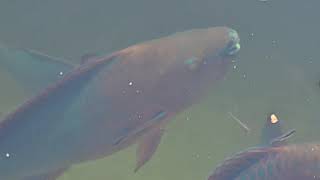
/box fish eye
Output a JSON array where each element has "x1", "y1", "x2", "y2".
[{"x1": 184, "y1": 57, "x2": 201, "y2": 71}]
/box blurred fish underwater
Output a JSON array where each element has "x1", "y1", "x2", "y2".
[
  {"x1": 0, "y1": 26, "x2": 240, "y2": 180},
  {"x1": 208, "y1": 113, "x2": 320, "y2": 180}
]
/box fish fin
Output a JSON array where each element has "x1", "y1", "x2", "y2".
[
  {"x1": 208, "y1": 148, "x2": 271, "y2": 180},
  {"x1": 22, "y1": 167, "x2": 69, "y2": 180},
  {"x1": 134, "y1": 125, "x2": 165, "y2": 172},
  {"x1": 269, "y1": 129, "x2": 296, "y2": 146},
  {"x1": 0, "y1": 45, "x2": 74, "y2": 96},
  {"x1": 112, "y1": 111, "x2": 168, "y2": 147},
  {"x1": 260, "y1": 113, "x2": 285, "y2": 147},
  {"x1": 80, "y1": 53, "x2": 98, "y2": 64}
]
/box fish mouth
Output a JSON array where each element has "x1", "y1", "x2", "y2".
[{"x1": 222, "y1": 29, "x2": 241, "y2": 56}]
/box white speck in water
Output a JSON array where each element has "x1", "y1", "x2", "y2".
[
  {"x1": 207, "y1": 154, "x2": 212, "y2": 159},
  {"x1": 5, "y1": 153, "x2": 10, "y2": 158},
  {"x1": 243, "y1": 73, "x2": 247, "y2": 79},
  {"x1": 265, "y1": 55, "x2": 271, "y2": 60},
  {"x1": 193, "y1": 153, "x2": 200, "y2": 159},
  {"x1": 249, "y1": 32, "x2": 254, "y2": 39},
  {"x1": 59, "y1": 71, "x2": 64, "y2": 76},
  {"x1": 128, "y1": 81, "x2": 133, "y2": 86},
  {"x1": 233, "y1": 65, "x2": 237, "y2": 70}
]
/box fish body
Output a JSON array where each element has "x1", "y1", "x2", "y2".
[
  {"x1": 209, "y1": 144, "x2": 320, "y2": 180},
  {"x1": 208, "y1": 114, "x2": 320, "y2": 180},
  {"x1": 0, "y1": 27, "x2": 240, "y2": 179}
]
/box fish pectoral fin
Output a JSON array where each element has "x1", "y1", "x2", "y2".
[
  {"x1": 208, "y1": 148, "x2": 271, "y2": 180},
  {"x1": 22, "y1": 167, "x2": 69, "y2": 180},
  {"x1": 0, "y1": 45, "x2": 74, "y2": 96},
  {"x1": 135, "y1": 126, "x2": 165, "y2": 173},
  {"x1": 113, "y1": 110, "x2": 168, "y2": 147}
]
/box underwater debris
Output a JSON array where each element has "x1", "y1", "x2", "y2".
[{"x1": 228, "y1": 112, "x2": 251, "y2": 134}]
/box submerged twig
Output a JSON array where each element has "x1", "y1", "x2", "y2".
[
  {"x1": 228, "y1": 112, "x2": 251, "y2": 134},
  {"x1": 24, "y1": 48, "x2": 71, "y2": 64}
]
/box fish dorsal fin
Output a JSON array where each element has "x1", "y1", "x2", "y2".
[
  {"x1": 260, "y1": 113, "x2": 285, "y2": 146},
  {"x1": 208, "y1": 147, "x2": 270, "y2": 180},
  {"x1": 80, "y1": 53, "x2": 99, "y2": 64},
  {"x1": 0, "y1": 46, "x2": 74, "y2": 96},
  {"x1": 269, "y1": 129, "x2": 296, "y2": 147}
]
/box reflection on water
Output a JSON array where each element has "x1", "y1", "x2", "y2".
[{"x1": 0, "y1": 0, "x2": 319, "y2": 179}]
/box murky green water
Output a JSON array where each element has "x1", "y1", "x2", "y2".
[{"x1": 0, "y1": 0, "x2": 319, "y2": 179}]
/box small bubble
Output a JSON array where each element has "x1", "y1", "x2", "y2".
[
  {"x1": 249, "y1": 32, "x2": 254, "y2": 40},
  {"x1": 59, "y1": 71, "x2": 64, "y2": 76},
  {"x1": 243, "y1": 73, "x2": 247, "y2": 79},
  {"x1": 233, "y1": 65, "x2": 237, "y2": 70},
  {"x1": 5, "y1": 153, "x2": 10, "y2": 158},
  {"x1": 128, "y1": 81, "x2": 133, "y2": 86},
  {"x1": 207, "y1": 155, "x2": 212, "y2": 159}
]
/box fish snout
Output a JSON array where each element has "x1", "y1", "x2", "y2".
[{"x1": 222, "y1": 28, "x2": 241, "y2": 56}]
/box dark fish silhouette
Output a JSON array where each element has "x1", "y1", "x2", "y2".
[
  {"x1": 0, "y1": 26, "x2": 240, "y2": 180},
  {"x1": 260, "y1": 113, "x2": 285, "y2": 147},
  {"x1": 208, "y1": 142, "x2": 320, "y2": 180},
  {"x1": 207, "y1": 113, "x2": 320, "y2": 180}
]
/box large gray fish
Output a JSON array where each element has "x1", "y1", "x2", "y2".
[{"x1": 0, "y1": 26, "x2": 240, "y2": 180}]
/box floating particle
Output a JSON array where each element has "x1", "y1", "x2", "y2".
[
  {"x1": 243, "y1": 73, "x2": 247, "y2": 79},
  {"x1": 249, "y1": 32, "x2": 254, "y2": 39}
]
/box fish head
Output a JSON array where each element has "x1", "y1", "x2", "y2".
[{"x1": 153, "y1": 27, "x2": 240, "y2": 109}]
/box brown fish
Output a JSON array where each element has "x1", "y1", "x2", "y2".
[
  {"x1": 209, "y1": 143, "x2": 320, "y2": 180},
  {"x1": 0, "y1": 26, "x2": 240, "y2": 179},
  {"x1": 208, "y1": 114, "x2": 320, "y2": 180}
]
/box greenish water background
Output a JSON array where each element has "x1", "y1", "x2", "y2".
[{"x1": 0, "y1": 0, "x2": 319, "y2": 179}]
